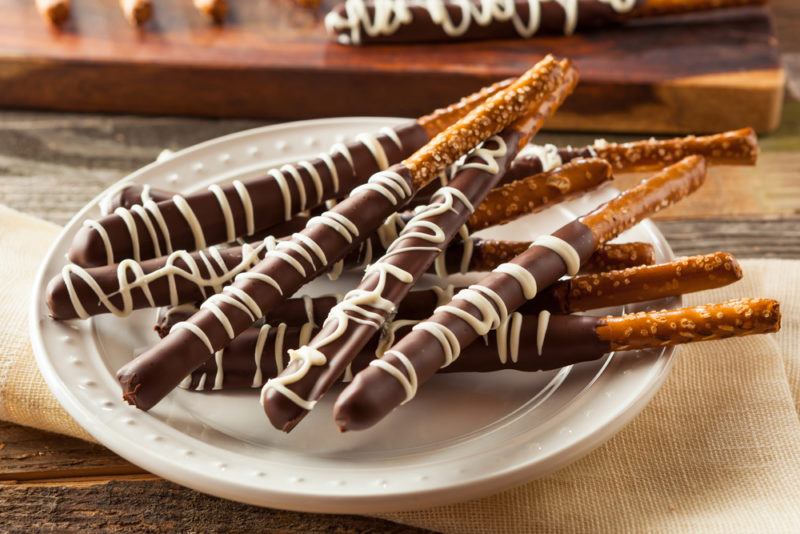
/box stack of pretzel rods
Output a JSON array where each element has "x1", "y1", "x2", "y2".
[
  {"x1": 259, "y1": 63, "x2": 579, "y2": 429},
  {"x1": 325, "y1": 0, "x2": 766, "y2": 45},
  {"x1": 179, "y1": 296, "x2": 778, "y2": 393},
  {"x1": 159, "y1": 251, "x2": 744, "y2": 392},
  {"x1": 67, "y1": 78, "x2": 513, "y2": 268},
  {"x1": 45, "y1": 58, "x2": 780, "y2": 437},
  {"x1": 329, "y1": 155, "x2": 709, "y2": 430},
  {"x1": 116, "y1": 56, "x2": 576, "y2": 411},
  {"x1": 45, "y1": 157, "x2": 612, "y2": 320}
]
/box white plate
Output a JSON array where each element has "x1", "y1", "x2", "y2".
[{"x1": 31, "y1": 117, "x2": 679, "y2": 514}]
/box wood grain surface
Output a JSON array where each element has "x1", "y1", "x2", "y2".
[
  {"x1": 0, "y1": 1, "x2": 797, "y2": 530},
  {"x1": 0, "y1": 0, "x2": 784, "y2": 133}
]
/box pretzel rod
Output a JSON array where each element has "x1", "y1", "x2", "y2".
[
  {"x1": 260, "y1": 63, "x2": 577, "y2": 432},
  {"x1": 325, "y1": 0, "x2": 764, "y2": 45},
  {"x1": 597, "y1": 298, "x2": 780, "y2": 350},
  {"x1": 152, "y1": 241, "x2": 657, "y2": 334},
  {"x1": 417, "y1": 78, "x2": 514, "y2": 138},
  {"x1": 468, "y1": 158, "x2": 613, "y2": 231},
  {"x1": 569, "y1": 252, "x2": 741, "y2": 312},
  {"x1": 36, "y1": 0, "x2": 70, "y2": 26},
  {"x1": 119, "y1": 0, "x2": 152, "y2": 26},
  {"x1": 48, "y1": 231, "x2": 520, "y2": 320},
  {"x1": 176, "y1": 297, "x2": 779, "y2": 393},
  {"x1": 333, "y1": 297, "x2": 779, "y2": 428},
  {"x1": 587, "y1": 128, "x2": 758, "y2": 172},
  {"x1": 412, "y1": 128, "x2": 756, "y2": 205},
  {"x1": 157, "y1": 251, "x2": 738, "y2": 343},
  {"x1": 461, "y1": 241, "x2": 657, "y2": 274},
  {"x1": 193, "y1": 0, "x2": 228, "y2": 23},
  {"x1": 332, "y1": 155, "x2": 706, "y2": 430},
  {"x1": 68, "y1": 80, "x2": 515, "y2": 269},
  {"x1": 581, "y1": 241, "x2": 655, "y2": 272},
  {"x1": 115, "y1": 57, "x2": 567, "y2": 411}
]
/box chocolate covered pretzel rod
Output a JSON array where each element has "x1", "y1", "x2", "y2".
[
  {"x1": 260, "y1": 62, "x2": 578, "y2": 432},
  {"x1": 325, "y1": 0, "x2": 764, "y2": 46},
  {"x1": 164, "y1": 251, "x2": 743, "y2": 391},
  {"x1": 36, "y1": 0, "x2": 70, "y2": 26},
  {"x1": 326, "y1": 0, "x2": 765, "y2": 45},
  {"x1": 111, "y1": 128, "x2": 755, "y2": 218},
  {"x1": 334, "y1": 155, "x2": 706, "y2": 430},
  {"x1": 180, "y1": 297, "x2": 778, "y2": 392},
  {"x1": 49, "y1": 232, "x2": 530, "y2": 320},
  {"x1": 68, "y1": 79, "x2": 513, "y2": 268},
  {"x1": 153, "y1": 243, "x2": 670, "y2": 336},
  {"x1": 333, "y1": 298, "x2": 779, "y2": 429},
  {"x1": 116, "y1": 57, "x2": 567, "y2": 411},
  {"x1": 412, "y1": 127, "x2": 756, "y2": 206}
]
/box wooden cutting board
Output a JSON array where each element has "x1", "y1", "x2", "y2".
[{"x1": 0, "y1": 0, "x2": 784, "y2": 133}]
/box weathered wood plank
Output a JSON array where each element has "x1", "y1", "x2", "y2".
[
  {"x1": 0, "y1": 1, "x2": 784, "y2": 133},
  {"x1": 657, "y1": 217, "x2": 800, "y2": 259},
  {"x1": 0, "y1": 478, "x2": 428, "y2": 533},
  {"x1": 0, "y1": 421, "x2": 141, "y2": 481}
]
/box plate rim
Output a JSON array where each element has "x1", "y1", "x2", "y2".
[{"x1": 30, "y1": 116, "x2": 679, "y2": 514}]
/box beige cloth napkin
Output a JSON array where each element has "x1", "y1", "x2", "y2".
[{"x1": 3, "y1": 203, "x2": 800, "y2": 531}]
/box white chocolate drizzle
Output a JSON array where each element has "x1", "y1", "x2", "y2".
[
  {"x1": 261, "y1": 346, "x2": 327, "y2": 411},
  {"x1": 86, "y1": 129, "x2": 404, "y2": 265},
  {"x1": 518, "y1": 143, "x2": 563, "y2": 172},
  {"x1": 531, "y1": 235, "x2": 580, "y2": 276},
  {"x1": 325, "y1": 0, "x2": 637, "y2": 45},
  {"x1": 60, "y1": 238, "x2": 276, "y2": 319},
  {"x1": 536, "y1": 310, "x2": 551, "y2": 355},
  {"x1": 178, "y1": 294, "x2": 553, "y2": 392},
  {"x1": 494, "y1": 263, "x2": 538, "y2": 299},
  {"x1": 370, "y1": 350, "x2": 418, "y2": 403}
]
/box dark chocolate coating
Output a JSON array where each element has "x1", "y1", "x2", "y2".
[
  {"x1": 331, "y1": 218, "x2": 597, "y2": 431},
  {"x1": 411, "y1": 145, "x2": 591, "y2": 207},
  {"x1": 181, "y1": 314, "x2": 608, "y2": 391},
  {"x1": 117, "y1": 163, "x2": 418, "y2": 411},
  {"x1": 69, "y1": 123, "x2": 428, "y2": 267},
  {"x1": 328, "y1": 0, "x2": 640, "y2": 45},
  {"x1": 106, "y1": 185, "x2": 172, "y2": 211},
  {"x1": 333, "y1": 313, "x2": 605, "y2": 430},
  {"x1": 262, "y1": 130, "x2": 524, "y2": 432},
  {"x1": 48, "y1": 226, "x2": 512, "y2": 320}
]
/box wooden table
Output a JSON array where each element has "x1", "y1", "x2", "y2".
[{"x1": 2, "y1": 2, "x2": 799, "y2": 531}]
